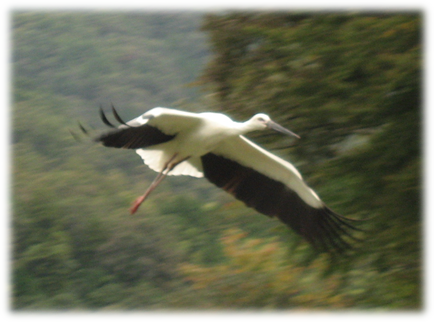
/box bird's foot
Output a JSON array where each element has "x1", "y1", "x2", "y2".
[{"x1": 130, "y1": 195, "x2": 146, "y2": 215}]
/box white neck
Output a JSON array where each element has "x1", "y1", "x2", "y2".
[{"x1": 236, "y1": 119, "x2": 264, "y2": 135}]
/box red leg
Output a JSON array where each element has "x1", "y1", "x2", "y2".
[{"x1": 130, "y1": 153, "x2": 183, "y2": 215}]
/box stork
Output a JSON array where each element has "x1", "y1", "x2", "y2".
[{"x1": 79, "y1": 106, "x2": 361, "y2": 253}]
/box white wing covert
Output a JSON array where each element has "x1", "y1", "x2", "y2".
[{"x1": 212, "y1": 136, "x2": 322, "y2": 208}]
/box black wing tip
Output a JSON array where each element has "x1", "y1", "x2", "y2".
[
  {"x1": 99, "y1": 105, "x2": 116, "y2": 128},
  {"x1": 110, "y1": 103, "x2": 130, "y2": 126},
  {"x1": 69, "y1": 128, "x2": 82, "y2": 142},
  {"x1": 78, "y1": 121, "x2": 89, "y2": 134},
  {"x1": 70, "y1": 121, "x2": 92, "y2": 143},
  {"x1": 74, "y1": 104, "x2": 172, "y2": 149},
  {"x1": 312, "y1": 206, "x2": 364, "y2": 255},
  {"x1": 100, "y1": 103, "x2": 136, "y2": 128},
  {"x1": 276, "y1": 204, "x2": 363, "y2": 255}
]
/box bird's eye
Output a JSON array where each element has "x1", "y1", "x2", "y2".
[{"x1": 257, "y1": 117, "x2": 266, "y2": 122}]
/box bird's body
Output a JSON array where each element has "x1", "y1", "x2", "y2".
[
  {"x1": 136, "y1": 109, "x2": 243, "y2": 177},
  {"x1": 85, "y1": 106, "x2": 360, "y2": 253}
]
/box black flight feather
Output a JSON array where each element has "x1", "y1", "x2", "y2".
[{"x1": 201, "y1": 152, "x2": 359, "y2": 254}]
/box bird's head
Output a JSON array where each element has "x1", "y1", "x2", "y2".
[{"x1": 249, "y1": 113, "x2": 300, "y2": 139}]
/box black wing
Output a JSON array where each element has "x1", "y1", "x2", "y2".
[
  {"x1": 94, "y1": 107, "x2": 175, "y2": 149},
  {"x1": 96, "y1": 125, "x2": 175, "y2": 149},
  {"x1": 201, "y1": 153, "x2": 360, "y2": 254}
]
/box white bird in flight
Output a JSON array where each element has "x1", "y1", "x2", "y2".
[{"x1": 78, "y1": 105, "x2": 361, "y2": 253}]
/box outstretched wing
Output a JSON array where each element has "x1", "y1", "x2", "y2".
[
  {"x1": 94, "y1": 107, "x2": 203, "y2": 149},
  {"x1": 201, "y1": 136, "x2": 360, "y2": 253},
  {"x1": 94, "y1": 107, "x2": 205, "y2": 177}
]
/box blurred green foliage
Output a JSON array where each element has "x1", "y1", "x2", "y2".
[{"x1": 11, "y1": 11, "x2": 421, "y2": 310}]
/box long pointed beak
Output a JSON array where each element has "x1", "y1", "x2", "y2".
[{"x1": 267, "y1": 120, "x2": 300, "y2": 139}]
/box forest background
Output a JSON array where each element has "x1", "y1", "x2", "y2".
[{"x1": 11, "y1": 11, "x2": 421, "y2": 310}]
